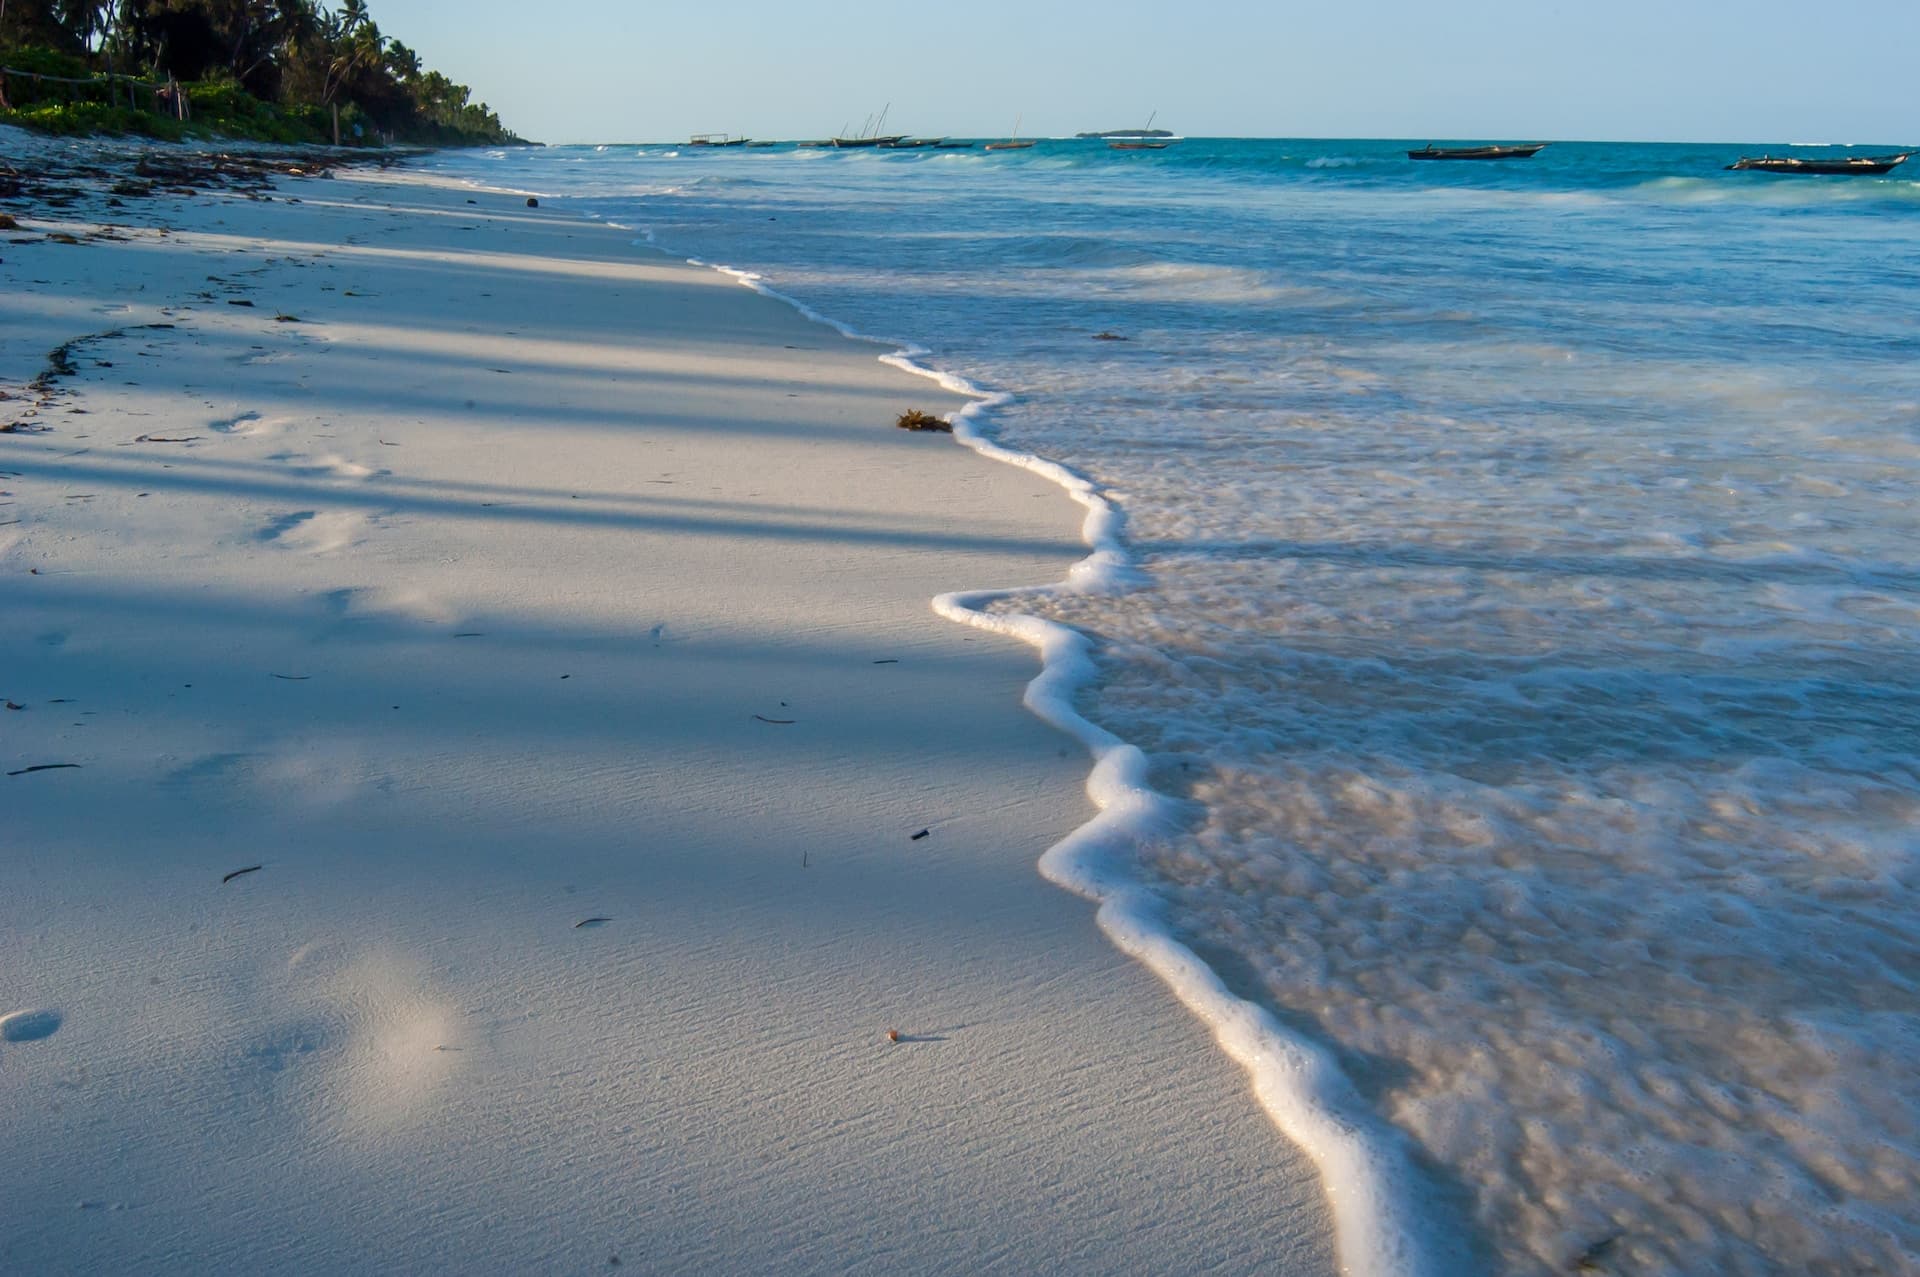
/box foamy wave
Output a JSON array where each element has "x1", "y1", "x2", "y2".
[
  {"x1": 420, "y1": 138, "x2": 1920, "y2": 1275},
  {"x1": 1106, "y1": 261, "x2": 1290, "y2": 303},
  {"x1": 694, "y1": 254, "x2": 1449, "y2": 1277}
]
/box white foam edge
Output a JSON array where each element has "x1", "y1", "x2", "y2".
[{"x1": 687, "y1": 256, "x2": 1445, "y2": 1277}]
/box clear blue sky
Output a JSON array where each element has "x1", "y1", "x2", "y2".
[{"x1": 370, "y1": 0, "x2": 1918, "y2": 145}]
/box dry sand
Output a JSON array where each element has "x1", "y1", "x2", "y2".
[{"x1": 0, "y1": 135, "x2": 1333, "y2": 1273}]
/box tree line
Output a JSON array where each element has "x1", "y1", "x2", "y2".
[{"x1": 0, "y1": 0, "x2": 519, "y2": 144}]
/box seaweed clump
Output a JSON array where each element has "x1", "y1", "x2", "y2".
[{"x1": 895, "y1": 409, "x2": 952, "y2": 433}]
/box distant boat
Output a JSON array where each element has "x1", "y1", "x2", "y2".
[
  {"x1": 1107, "y1": 111, "x2": 1174, "y2": 150},
  {"x1": 832, "y1": 103, "x2": 907, "y2": 148},
  {"x1": 985, "y1": 115, "x2": 1035, "y2": 151},
  {"x1": 687, "y1": 133, "x2": 749, "y2": 147},
  {"x1": 1727, "y1": 152, "x2": 1911, "y2": 175},
  {"x1": 879, "y1": 138, "x2": 938, "y2": 149},
  {"x1": 1408, "y1": 143, "x2": 1547, "y2": 160},
  {"x1": 933, "y1": 140, "x2": 975, "y2": 149}
]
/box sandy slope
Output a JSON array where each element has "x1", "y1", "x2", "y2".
[{"x1": 0, "y1": 141, "x2": 1333, "y2": 1274}]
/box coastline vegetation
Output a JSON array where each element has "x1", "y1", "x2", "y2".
[{"x1": 0, "y1": 0, "x2": 520, "y2": 145}]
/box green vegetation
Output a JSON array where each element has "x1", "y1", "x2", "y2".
[{"x1": 0, "y1": 0, "x2": 521, "y2": 145}]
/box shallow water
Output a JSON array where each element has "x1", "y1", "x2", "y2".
[{"x1": 429, "y1": 139, "x2": 1920, "y2": 1274}]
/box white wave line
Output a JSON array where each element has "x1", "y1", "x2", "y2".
[{"x1": 696, "y1": 256, "x2": 1447, "y2": 1277}]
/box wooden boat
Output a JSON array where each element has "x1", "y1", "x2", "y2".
[
  {"x1": 832, "y1": 104, "x2": 908, "y2": 149},
  {"x1": 985, "y1": 115, "x2": 1035, "y2": 151},
  {"x1": 1408, "y1": 143, "x2": 1547, "y2": 160},
  {"x1": 933, "y1": 141, "x2": 975, "y2": 149},
  {"x1": 687, "y1": 134, "x2": 749, "y2": 147},
  {"x1": 879, "y1": 138, "x2": 938, "y2": 149},
  {"x1": 1727, "y1": 152, "x2": 1911, "y2": 175},
  {"x1": 1107, "y1": 112, "x2": 1174, "y2": 150}
]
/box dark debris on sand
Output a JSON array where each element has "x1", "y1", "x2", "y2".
[{"x1": 895, "y1": 409, "x2": 952, "y2": 433}]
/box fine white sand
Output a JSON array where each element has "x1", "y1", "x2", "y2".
[{"x1": 0, "y1": 137, "x2": 1334, "y2": 1273}]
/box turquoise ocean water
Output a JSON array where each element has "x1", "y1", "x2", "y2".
[{"x1": 427, "y1": 139, "x2": 1920, "y2": 1275}]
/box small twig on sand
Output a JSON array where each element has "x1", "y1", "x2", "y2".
[
  {"x1": 8, "y1": 763, "x2": 81, "y2": 776},
  {"x1": 574, "y1": 917, "x2": 612, "y2": 928},
  {"x1": 752, "y1": 714, "x2": 795, "y2": 725},
  {"x1": 222, "y1": 865, "x2": 263, "y2": 884},
  {"x1": 910, "y1": 829, "x2": 930, "y2": 841}
]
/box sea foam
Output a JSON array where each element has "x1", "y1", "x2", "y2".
[{"x1": 431, "y1": 139, "x2": 1920, "y2": 1276}]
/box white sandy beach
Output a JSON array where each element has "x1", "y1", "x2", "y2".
[{"x1": 0, "y1": 135, "x2": 1333, "y2": 1273}]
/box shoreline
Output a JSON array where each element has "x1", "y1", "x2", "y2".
[
  {"x1": 418, "y1": 135, "x2": 1920, "y2": 1274},
  {"x1": 692, "y1": 254, "x2": 1445, "y2": 1277},
  {"x1": 0, "y1": 132, "x2": 1335, "y2": 1273}
]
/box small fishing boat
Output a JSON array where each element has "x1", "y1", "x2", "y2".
[
  {"x1": 1727, "y1": 152, "x2": 1911, "y2": 175},
  {"x1": 985, "y1": 115, "x2": 1036, "y2": 152},
  {"x1": 933, "y1": 141, "x2": 975, "y2": 149},
  {"x1": 879, "y1": 138, "x2": 938, "y2": 149},
  {"x1": 1408, "y1": 143, "x2": 1547, "y2": 160},
  {"x1": 687, "y1": 133, "x2": 750, "y2": 147},
  {"x1": 1107, "y1": 112, "x2": 1174, "y2": 150},
  {"x1": 832, "y1": 104, "x2": 908, "y2": 148}
]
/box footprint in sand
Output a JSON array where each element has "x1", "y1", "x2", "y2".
[
  {"x1": 159, "y1": 751, "x2": 256, "y2": 793},
  {"x1": 306, "y1": 455, "x2": 377, "y2": 480},
  {"x1": 324, "y1": 586, "x2": 458, "y2": 627},
  {"x1": 1, "y1": 1009, "x2": 63, "y2": 1043},
  {"x1": 241, "y1": 1019, "x2": 335, "y2": 1074},
  {"x1": 210, "y1": 410, "x2": 283, "y2": 437},
  {"x1": 269, "y1": 452, "x2": 381, "y2": 481},
  {"x1": 263, "y1": 510, "x2": 366, "y2": 554}
]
